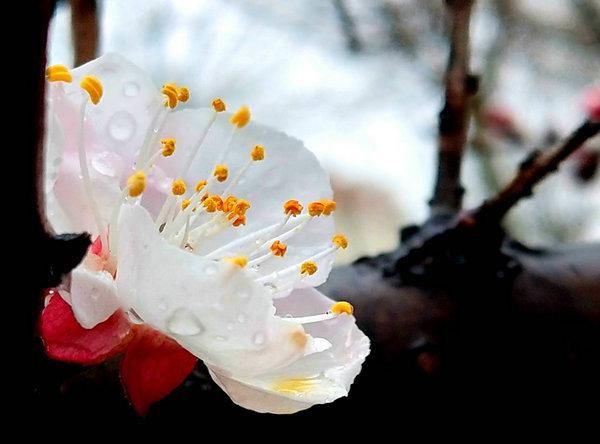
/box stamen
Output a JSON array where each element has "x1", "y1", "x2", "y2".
[
  {"x1": 162, "y1": 83, "x2": 179, "y2": 109},
  {"x1": 332, "y1": 234, "x2": 348, "y2": 249},
  {"x1": 230, "y1": 105, "x2": 251, "y2": 128},
  {"x1": 213, "y1": 164, "x2": 229, "y2": 182},
  {"x1": 320, "y1": 199, "x2": 337, "y2": 216},
  {"x1": 330, "y1": 301, "x2": 354, "y2": 315},
  {"x1": 307, "y1": 201, "x2": 324, "y2": 217},
  {"x1": 195, "y1": 180, "x2": 208, "y2": 193},
  {"x1": 282, "y1": 301, "x2": 354, "y2": 325},
  {"x1": 171, "y1": 178, "x2": 187, "y2": 196},
  {"x1": 177, "y1": 86, "x2": 190, "y2": 102},
  {"x1": 270, "y1": 240, "x2": 287, "y2": 257},
  {"x1": 284, "y1": 199, "x2": 303, "y2": 217},
  {"x1": 222, "y1": 196, "x2": 238, "y2": 213},
  {"x1": 46, "y1": 65, "x2": 72, "y2": 83},
  {"x1": 232, "y1": 215, "x2": 246, "y2": 227},
  {"x1": 251, "y1": 144, "x2": 265, "y2": 161},
  {"x1": 212, "y1": 98, "x2": 226, "y2": 112},
  {"x1": 226, "y1": 256, "x2": 248, "y2": 268},
  {"x1": 300, "y1": 261, "x2": 318, "y2": 276},
  {"x1": 127, "y1": 171, "x2": 146, "y2": 197},
  {"x1": 181, "y1": 199, "x2": 192, "y2": 210},
  {"x1": 80, "y1": 75, "x2": 103, "y2": 105},
  {"x1": 160, "y1": 138, "x2": 176, "y2": 157}
]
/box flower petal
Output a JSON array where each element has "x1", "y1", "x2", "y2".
[
  {"x1": 120, "y1": 326, "x2": 197, "y2": 415},
  {"x1": 70, "y1": 265, "x2": 120, "y2": 329},
  {"x1": 40, "y1": 292, "x2": 131, "y2": 365},
  {"x1": 116, "y1": 204, "x2": 308, "y2": 376},
  {"x1": 207, "y1": 288, "x2": 370, "y2": 414}
]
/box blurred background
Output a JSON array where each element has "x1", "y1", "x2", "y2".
[{"x1": 48, "y1": 0, "x2": 600, "y2": 262}]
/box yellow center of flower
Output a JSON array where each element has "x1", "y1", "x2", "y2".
[
  {"x1": 80, "y1": 75, "x2": 103, "y2": 105},
  {"x1": 46, "y1": 64, "x2": 72, "y2": 83}
]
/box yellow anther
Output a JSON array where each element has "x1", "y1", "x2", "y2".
[
  {"x1": 232, "y1": 215, "x2": 246, "y2": 227},
  {"x1": 195, "y1": 179, "x2": 208, "y2": 193},
  {"x1": 332, "y1": 234, "x2": 348, "y2": 249},
  {"x1": 80, "y1": 75, "x2": 103, "y2": 105},
  {"x1": 162, "y1": 83, "x2": 178, "y2": 109},
  {"x1": 321, "y1": 199, "x2": 337, "y2": 216},
  {"x1": 200, "y1": 192, "x2": 209, "y2": 202},
  {"x1": 177, "y1": 87, "x2": 190, "y2": 102},
  {"x1": 127, "y1": 171, "x2": 146, "y2": 197},
  {"x1": 45, "y1": 65, "x2": 72, "y2": 83},
  {"x1": 233, "y1": 199, "x2": 251, "y2": 216},
  {"x1": 291, "y1": 330, "x2": 308, "y2": 348},
  {"x1": 308, "y1": 201, "x2": 325, "y2": 217},
  {"x1": 181, "y1": 199, "x2": 192, "y2": 210},
  {"x1": 226, "y1": 256, "x2": 248, "y2": 268},
  {"x1": 213, "y1": 164, "x2": 229, "y2": 182},
  {"x1": 270, "y1": 240, "x2": 287, "y2": 257},
  {"x1": 230, "y1": 105, "x2": 251, "y2": 128},
  {"x1": 251, "y1": 144, "x2": 265, "y2": 161},
  {"x1": 171, "y1": 178, "x2": 187, "y2": 196},
  {"x1": 212, "y1": 98, "x2": 226, "y2": 112},
  {"x1": 273, "y1": 378, "x2": 314, "y2": 395},
  {"x1": 300, "y1": 261, "x2": 318, "y2": 276},
  {"x1": 160, "y1": 138, "x2": 176, "y2": 157},
  {"x1": 330, "y1": 301, "x2": 354, "y2": 316},
  {"x1": 222, "y1": 196, "x2": 238, "y2": 213},
  {"x1": 283, "y1": 199, "x2": 303, "y2": 217},
  {"x1": 203, "y1": 195, "x2": 223, "y2": 213}
]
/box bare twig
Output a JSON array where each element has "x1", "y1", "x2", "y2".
[
  {"x1": 473, "y1": 120, "x2": 600, "y2": 223},
  {"x1": 71, "y1": 0, "x2": 98, "y2": 66},
  {"x1": 430, "y1": 0, "x2": 477, "y2": 215},
  {"x1": 332, "y1": 0, "x2": 362, "y2": 52}
]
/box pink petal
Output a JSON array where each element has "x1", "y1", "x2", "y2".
[
  {"x1": 39, "y1": 291, "x2": 132, "y2": 365},
  {"x1": 120, "y1": 326, "x2": 197, "y2": 415}
]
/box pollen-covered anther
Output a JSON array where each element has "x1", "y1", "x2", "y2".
[
  {"x1": 171, "y1": 178, "x2": 187, "y2": 196},
  {"x1": 181, "y1": 199, "x2": 192, "y2": 210},
  {"x1": 162, "y1": 83, "x2": 178, "y2": 109},
  {"x1": 213, "y1": 164, "x2": 229, "y2": 182},
  {"x1": 160, "y1": 138, "x2": 176, "y2": 157},
  {"x1": 308, "y1": 201, "x2": 325, "y2": 217},
  {"x1": 291, "y1": 330, "x2": 308, "y2": 348},
  {"x1": 332, "y1": 234, "x2": 348, "y2": 249},
  {"x1": 203, "y1": 195, "x2": 223, "y2": 213},
  {"x1": 300, "y1": 261, "x2": 318, "y2": 276},
  {"x1": 270, "y1": 240, "x2": 287, "y2": 257},
  {"x1": 222, "y1": 196, "x2": 238, "y2": 213},
  {"x1": 284, "y1": 199, "x2": 303, "y2": 216},
  {"x1": 195, "y1": 179, "x2": 208, "y2": 193},
  {"x1": 320, "y1": 199, "x2": 337, "y2": 216},
  {"x1": 127, "y1": 171, "x2": 146, "y2": 197},
  {"x1": 251, "y1": 145, "x2": 265, "y2": 161},
  {"x1": 330, "y1": 301, "x2": 354, "y2": 316},
  {"x1": 232, "y1": 215, "x2": 246, "y2": 227},
  {"x1": 230, "y1": 105, "x2": 251, "y2": 128},
  {"x1": 226, "y1": 256, "x2": 248, "y2": 268},
  {"x1": 212, "y1": 98, "x2": 226, "y2": 112},
  {"x1": 233, "y1": 199, "x2": 251, "y2": 216},
  {"x1": 46, "y1": 64, "x2": 72, "y2": 83},
  {"x1": 80, "y1": 75, "x2": 103, "y2": 105},
  {"x1": 177, "y1": 87, "x2": 190, "y2": 102}
]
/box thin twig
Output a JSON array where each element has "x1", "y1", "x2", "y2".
[
  {"x1": 473, "y1": 120, "x2": 600, "y2": 223},
  {"x1": 71, "y1": 0, "x2": 98, "y2": 66},
  {"x1": 332, "y1": 0, "x2": 362, "y2": 52},
  {"x1": 430, "y1": 0, "x2": 476, "y2": 215}
]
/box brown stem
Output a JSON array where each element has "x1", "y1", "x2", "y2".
[
  {"x1": 332, "y1": 0, "x2": 362, "y2": 52},
  {"x1": 71, "y1": 0, "x2": 98, "y2": 66},
  {"x1": 474, "y1": 120, "x2": 600, "y2": 223},
  {"x1": 430, "y1": 0, "x2": 476, "y2": 215}
]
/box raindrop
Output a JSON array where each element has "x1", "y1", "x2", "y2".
[
  {"x1": 107, "y1": 111, "x2": 135, "y2": 142},
  {"x1": 123, "y1": 81, "x2": 140, "y2": 97},
  {"x1": 92, "y1": 152, "x2": 123, "y2": 178},
  {"x1": 166, "y1": 309, "x2": 204, "y2": 336},
  {"x1": 253, "y1": 332, "x2": 266, "y2": 346},
  {"x1": 236, "y1": 313, "x2": 246, "y2": 323},
  {"x1": 204, "y1": 264, "x2": 218, "y2": 276}
]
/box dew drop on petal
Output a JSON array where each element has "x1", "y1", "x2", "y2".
[
  {"x1": 204, "y1": 264, "x2": 218, "y2": 276},
  {"x1": 226, "y1": 323, "x2": 234, "y2": 331},
  {"x1": 107, "y1": 111, "x2": 135, "y2": 143},
  {"x1": 236, "y1": 313, "x2": 246, "y2": 323},
  {"x1": 123, "y1": 81, "x2": 140, "y2": 97},
  {"x1": 253, "y1": 331, "x2": 266, "y2": 346},
  {"x1": 215, "y1": 335, "x2": 228, "y2": 342},
  {"x1": 166, "y1": 308, "x2": 204, "y2": 336},
  {"x1": 92, "y1": 152, "x2": 123, "y2": 178}
]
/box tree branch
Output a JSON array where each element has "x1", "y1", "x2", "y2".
[
  {"x1": 332, "y1": 0, "x2": 362, "y2": 52},
  {"x1": 430, "y1": 0, "x2": 476, "y2": 215},
  {"x1": 71, "y1": 0, "x2": 98, "y2": 66},
  {"x1": 473, "y1": 119, "x2": 600, "y2": 223}
]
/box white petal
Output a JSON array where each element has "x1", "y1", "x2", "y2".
[
  {"x1": 207, "y1": 288, "x2": 370, "y2": 414},
  {"x1": 70, "y1": 265, "x2": 120, "y2": 329},
  {"x1": 115, "y1": 204, "x2": 309, "y2": 376}
]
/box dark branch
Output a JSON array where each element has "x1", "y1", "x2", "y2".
[
  {"x1": 473, "y1": 120, "x2": 600, "y2": 223},
  {"x1": 71, "y1": 0, "x2": 99, "y2": 66},
  {"x1": 430, "y1": 0, "x2": 476, "y2": 215},
  {"x1": 332, "y1": 0, "x2": 362, "y2": 52}
]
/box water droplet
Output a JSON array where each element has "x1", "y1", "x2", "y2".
[
  {"x1": 215, "y1": 335, "x2": 227, "y2": 342},
  {"x1": 204, "y1": 264, "x2": 218, "y2": 276},
  {"x1": 253, "y1": 332, "x2": 266, "y2": 346},
  {"x1": 166, "y1": 309, "x2": 204, "y2": 336},
  {"x1": 92, "y1": 152, "x2": 123, "y2": 178},
  {"x1": 226, "y1": 323, "x2": 234, "y2": 331},
  {"x1": 236, "y1": 313, "x2": 246, "y2": 323},
  {"x1": 107, "y1": 111, "x2": 135, "y2": 143},
  {"x1": 157, "y1": 300, "x2": 168, "y2": 311},
  {"x1": 123, "y1": 81, "x2": 140, "y2": 97},
  {"x1": 127, "y1": 309, "x2": 144, "y2": 325}
]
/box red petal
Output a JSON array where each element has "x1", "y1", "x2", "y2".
[
  {"x1": 40, "y1": 292, "x2": 132, "y2": 365},
  {"x1": 120, "y1": 327, "x2": 197, "y2": 415}
]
